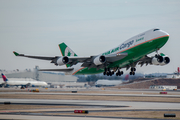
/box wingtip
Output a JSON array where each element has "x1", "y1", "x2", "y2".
[{"x1": 13, "y1": 51, "x2": 19, "y2": 56}]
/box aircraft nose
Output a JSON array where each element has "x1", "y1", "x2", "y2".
[{"x1": 160, "y1": 30, "x2": 169, "y2": 37}]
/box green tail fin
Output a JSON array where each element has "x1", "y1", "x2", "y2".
[{"x1": 59, "y1": 42, "x2": 78, "y2": 67}]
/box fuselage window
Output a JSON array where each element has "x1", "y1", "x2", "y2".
[{"x1": 153, "y1": 29, "x2": 160, "y2": 31}]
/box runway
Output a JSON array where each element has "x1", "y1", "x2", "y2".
[
  {"x1": 1, "y1": 91, "x2": 180, "y2": 98},
  {"x1": 1, "y1": 98, "x2": 180, "y2": 110},
  {"x1": 0, "y1": 98, "x2": 180, "y2": 120},
  {"x1": 0, "y1": 88, "x2": 180, "y2": 119},
  {"x1": 0, "y1": 114, "x2": 167, "y2": 120}
]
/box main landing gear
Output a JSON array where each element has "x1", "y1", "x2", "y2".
[
  {"x1": 129, "y1": 67, "x2": 136, "y2": 75},
  {"x1": 116, "y1": 70, "x2": 123, "y2": 76},
  {"x1": 103, "y1": 68, "x2": 114, "y2": 76},
  {"x1": 103, "y1": 68, "x2": 124, "y2": 76}
]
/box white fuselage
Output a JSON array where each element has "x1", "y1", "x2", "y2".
[
  {"x1": 3, "y1": 79, "x2": 47, "y2": 87},
  {"x1": 65, "y1": 28, "x2": 169, "y2": 75}
]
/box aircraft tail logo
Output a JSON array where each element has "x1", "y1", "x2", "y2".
[
  {"x1": 59, "y1": 42, "x2": 77, "y2": 57},
  {"x1": 1, "y1": 73, "x2": 8, "y2": 82},
  {"x1": 59, "y1": 42, "x2": 78, "y2": 67}
]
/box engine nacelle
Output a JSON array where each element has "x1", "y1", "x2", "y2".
[
  {"x1": 159, "y1": 56, "x2": 170, "y2": 66},
  {"x1": 151, "y1": 55, "x2": 163, "y2": 65},
  {"x1": 93, "y1": 55, "x2": 106, "y2": 65},
  {"x1": 57, "y1": 56, "x2": 69, "y2": 65}
]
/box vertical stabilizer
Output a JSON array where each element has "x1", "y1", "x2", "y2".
[
  {"x1": 59, "y1": 42, "x2": 78, "y2": 67},
  {"x1": 1, "y1": 73, "x2": 8, "y2": 82},
  {"x1": 59, "y1": 42, "x2": 78, "y2": 57}
]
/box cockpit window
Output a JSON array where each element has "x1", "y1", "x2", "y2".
[{"x1": 153, "y1": 29, "x2": 160, "y2": 31}]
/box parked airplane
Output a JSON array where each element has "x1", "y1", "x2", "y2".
[
  {"x1": 95, "y1": 75, "x2": 129, "y2": 87},
  {"x1": 13, "y1": 28, "x2": 170, "y2": 76},
  {"x1": 175, "y1": 67, "x2": 180, "y2": 75},
  {"x1": 1, "y1": 73, "x2": 48, "y2": 88},
  {"x1": 166, "y1": 67, "x2": 180, "y2": 78}
]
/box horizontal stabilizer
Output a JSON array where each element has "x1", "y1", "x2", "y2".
[{"x1": 38, "y1": 68, "x2": 74, "y2": 72}]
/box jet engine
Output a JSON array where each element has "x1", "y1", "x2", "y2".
[
  {"x1": 93, "y1": 55, "x2": 106, "y2": 65},
  {"x1": 151, "y1": 55, "x2": 163, "y2": 65},
  {"x1": 57, "y1": 56, "x2": 69, "y2": 65},
  {"x1": 151, "y1": 54, "x2": 170, "y2": 66},
  {"x1": 159, "y1": 56, "x2": 170, "y2": 66}
]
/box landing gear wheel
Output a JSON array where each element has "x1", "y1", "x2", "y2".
[
  {"x1": 104, "y1": 68, "x2": 107, "y2": 76},
  {"x1": 109, "y1": 72, "x2": 112, "y2": 76},
  {"x1": 116, "y1": 71, "x2": 121, "y2": 76},
  {"x1": 130, "y1": 71, "x2": 135, "y2": 75},
  {"x1": 118, "y1": 71, "x2": 121, "y2": 76},
  {"x1": 116, "y1": 73, "x2": 118, "y2": 76},
  {"x1": 130, "y1": 72, "x2": 132, "y2": 75},
  {"x1": 131, "y1": 67, "x2": 136, "y2": 72},
  {"x1": 133, "y1": 72, "x2": 135, "y2": 75},
  {"x1": 121, "y1": 71, "x2": 123, "y2": 75}
]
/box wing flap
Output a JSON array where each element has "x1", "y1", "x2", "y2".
[
  {"x1": 105, "y1": 53, "x2": 128, "y2": 62},
  {"x1": 138, "y1": 55, "x2": 152, "y2": 67}
]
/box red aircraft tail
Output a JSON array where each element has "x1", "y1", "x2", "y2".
[
  {"x1": 124, "y1": 74, "x2": 129, "y2": 80},
  {"x1": 1, "y1": 73, "x2": 8, "y2": 82}
]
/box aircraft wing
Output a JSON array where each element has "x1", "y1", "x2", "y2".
[
  {"x1": 53, "y1": 52, "x2": 128, "y2": 68},
  {"x1": 13, "y1": 51, "x2": 61, "y2": 65},
  {"x1": 66, "y1": 53, "x2": 128, "y2": 62},
  {"x1": 79, "y1": 53, "x2": 128, "y2": 68},
  {"x1": 13, "y1": 51, "x2": 58, "y2": 60},
  {"x1": 13, "y1": 51, "x2": 128, "y2": 68},
  {"x1": 137, "y1": 55, "x2": 152, "y2": 67},
  {"x1": 13, "y1": 51, "x2": 91, "y2": 66},
  {"x1": 104, "y1": 53, "x2": 128, "y2": 62},
  {"x1": 39, "y1": 68, "x2": 74, "y2": 72}
]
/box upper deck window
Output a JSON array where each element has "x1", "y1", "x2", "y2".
[{"x1": 153, "y1": 29, "x2": 160, "y2": 31}]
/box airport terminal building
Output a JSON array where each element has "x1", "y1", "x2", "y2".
[
  {"x1": 1, "y1": 66, "x2": 77, "y2": 83},
  {"x1": 2, "y1": 71, "x2": 77, "y2": 82}
]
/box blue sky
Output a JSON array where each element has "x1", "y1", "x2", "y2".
[{"x1": 0, "y1": 0, "x2": 180, "y2": 74}]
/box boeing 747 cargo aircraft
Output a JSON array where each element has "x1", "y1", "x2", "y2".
[{"x1": 13, "y1": 28, "x2": 170, "y2": 76}]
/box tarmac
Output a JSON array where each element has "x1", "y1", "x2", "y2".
[
  {"x1": 1, "y1": 91, "x2": 180, "y2": 98},
  {"x1": 0, "y1": 88, "x2": 180, "y2": 120}
]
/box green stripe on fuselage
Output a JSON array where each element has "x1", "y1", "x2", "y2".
[{"x1": 75, "y1": 36, "x2": 169, "y2": 75}]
